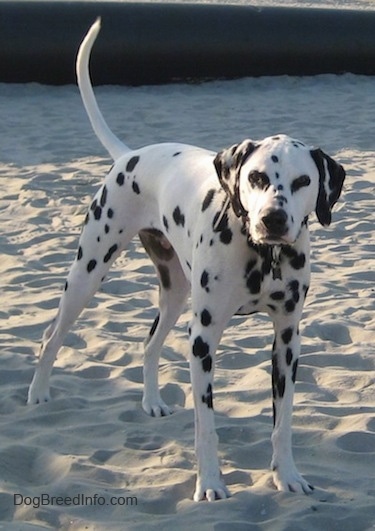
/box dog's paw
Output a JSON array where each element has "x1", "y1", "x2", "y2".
[
  {"x1": 27, "y1": 386, "x2": 51, "y2": 405},
  {"x1": 27, "y1": 373, "x2": 51, "y2": 405},
  {"x1": 272, "y1": 464, "x2": 313, "y2": 494},
  {"x1": 142, "y1": 397, "x2": 172, "y2": 418},
  {"x1": 193, "y1": 477, "x2": 230, "y2": 502}
]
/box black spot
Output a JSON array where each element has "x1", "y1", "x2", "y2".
[
  {"x1": 257, "y1": 246, "x2": 273, "y2": 276},
  {"x1": 116, "y1": 173, "x2": 125, "y2": 185},
  {"x1": 100, "y1": 185, "x2": 108, "y2": 207},
  {"x1": 97, "y1": 236, "x2": 100, "y2": 242},
  {"x1": 158, "y1": 264, "x2": 171, "y2": 290},
  {"x1": 193, "y1": 336, "x2": 210, "y2": 359},
  {"x1": 103, "y1": 244, "x2": 118, "y2": 263},
  {"x1": 289, "y1": 280, "x2": 299, "y2": 302},
  {"x1": 202, "y1": 383, "x2": 213, "y2": 409},
  {"x1": 282, "y1": 247, "x2": 306, "y2": 270},
  {"x1": 246, "y1": 270, "x2": 262, "y2": 294},
  {"x1": 202, "y1": 189, "x2": 216, "y2": 212},
  {"x1": 105, "y1": 224, "x2": 110, "y2": 234},
  {"x1": 291, "y1": 290, "x2": 300, "y2": 304},
  {"x1": 77, "y1": 246, "x2": 83, "y2": 260},
  {"x1": 84, "y1": 213, "x2": 89, "y2": 225},
  {"x1": 289, "y1": 280, "x2": 299, "y2": 293},
  {"x1": 201, "y1": 309, "x2": 212, "y2": 327},
  {"x1": 149, "y1": 313, "x2": 160, "y2": 338},
  {"x1": 273, "y1": 402, "x2": 277, "y2": 427},
  {"x1": 248, "y1": 171, "x2": 270, "y2": 190},
  {"x1": 272, "y1": 353, "x2": 280, "y2": 400},
  {"x1": 292, "y1": 359, "x2": 299, "y2": 383},
  {"x1": 261, "y1": 257, "x2": 272, "y2": 277},
  {"x1": 219, "y1": 228, "x2": 232, "y2": 244},
  {"x1": 163, "y1": 215, "x2": 169, "y2": 232},
  {"x1": 267, "y1": 304, "x2": 277, "y2": 312},
  {"x1": 291, "y1": 174, "x2": 311, "y2": 194},
  {"x1": 276, "y1": 195, "x2": 288, "y2": 204},
  {"x1": 107, "y1": 208, "x2": 114, "y2": 219},
  {"x1": 286, "y1": 348, "x2": 293, "y2": 365},
  {"x1": 270, "y1": 291, "x2": 285, "y2": 301},
  {"x1": 277, "y1": 375, "x2": 286, "y2": 398},
  {"x1": 90, "y1": 199, "x2": 97, "y2": 211},
  {"x1": 132, "y1": 181, "x2": 140, "y2": 195},
  {"x1": 213, "y1": 208, "x2": 229, "y2": 232},
  {"x1": 87, "y1": 259, "x2": 97, "y2": 273},
  {"x1": 126, "y1": 156, "x2": 140, "y2": 172},
  {"x1": 173, "y1": 206, "x2": 185, "y2": 227},
  {"x1": 284, "y1": 300, "x2": 295, "y2": 313},
  {"x1": 281, "y1": 327, "x2": 293, "y2": 344},
  {"x1": 94, "y1": 206, "x2": 102, "y2": 220},
  {"x1": 173, "y1": 151, "x2": 181, "y2": 157},
  {"x1": 201, "y1": 270, "x2": 209, "y2": 290},
  {"x1": 186, "y1": 261, "x2": 191, "y2": 270},
  {"x1": 245, "y1": 259, "x2": 257, "y2": 276},
  {"x1": 271, "y1": 155, "x2": 279, "y2": 163},
  {"x1": 202, "y1": 355, "x2": 213, "y2": 372},
  {"x1": 64, "y1": 281, "x2": 68, "y2": 291}
]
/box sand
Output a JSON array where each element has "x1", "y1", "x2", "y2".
[{"x1": 0, "y1": 1, "x2": 374, "y2": 530}]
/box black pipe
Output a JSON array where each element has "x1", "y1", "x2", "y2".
[{"x1": 1, "y1": 2, "x2": 375, "y2": 85}]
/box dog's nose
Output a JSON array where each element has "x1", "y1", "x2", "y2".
[{"x1": 261, "y1": 209, "x2": 288, "y2": 236}]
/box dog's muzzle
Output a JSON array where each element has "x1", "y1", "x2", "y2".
[{"x1": 260, "y1": 208, "x2": 288, "y2": 240}]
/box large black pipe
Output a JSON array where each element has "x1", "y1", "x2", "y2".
[{"x1": 1, "y1": 2, "x2": 375, "y2": 85}]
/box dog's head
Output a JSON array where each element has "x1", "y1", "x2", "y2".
[{"x1": 214, "y1": 134, "x2": 345, "y2": 245}]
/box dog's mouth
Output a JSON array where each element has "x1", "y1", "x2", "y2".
[
  {"x1": 252, "y1": 233, "x2": 295, "y2": 246},
  {"x1": 246, "y1": 217, "x2": 295, "y2": 246}
]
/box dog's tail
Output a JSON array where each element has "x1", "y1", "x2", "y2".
[{"x1": 76, "y1": 18, "x2": 130, "y2": 160}]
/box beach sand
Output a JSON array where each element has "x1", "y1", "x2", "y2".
[{"x1": 0, "y1": 2, "x2": 374, "y2": 530}]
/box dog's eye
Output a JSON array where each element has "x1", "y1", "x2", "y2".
[
  {"x1": 248, "y1": 171, "x2": 270, "y2": 190},
  {"x1": 291, "y1": 175, "x2": 311, "y2": 193}
]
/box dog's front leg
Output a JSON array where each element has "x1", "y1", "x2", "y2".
[
  {"x1": 189, "y1": 316, "x2": 230, "y2": 502},
  {"x1": 270, "y1": 316, "x2": 313, "y2": 494}
]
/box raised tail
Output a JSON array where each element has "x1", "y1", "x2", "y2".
[{"x1": 76, "y1": 18, "x2": 130, "y2": 160}]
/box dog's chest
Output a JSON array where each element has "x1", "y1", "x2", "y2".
[{"x1": 236, "y1": 242, "x2": 308, "y2": 316}]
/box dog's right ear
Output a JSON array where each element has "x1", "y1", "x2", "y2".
[{"x1": 214, "y1": 140, "x2": 258, "y2": 218}]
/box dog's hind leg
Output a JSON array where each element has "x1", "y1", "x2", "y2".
[
  {"x1": 139, "y1": 230, "x2": 189, "y2": 417},
  {"x1": 27, "y1": 182, "x2": 139, "y2": 405}
]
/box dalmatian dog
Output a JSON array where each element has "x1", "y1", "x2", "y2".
[{"x1": 28, "y1": 19, "x2": 345, "y2": 502}]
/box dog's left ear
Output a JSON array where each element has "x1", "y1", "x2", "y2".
[
  {"x1": 214, "y1": 140, "x2": 258, "y2": 218},
  {"x1": 310, "y1": 149, "x2": 346, "y2": 226}
]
